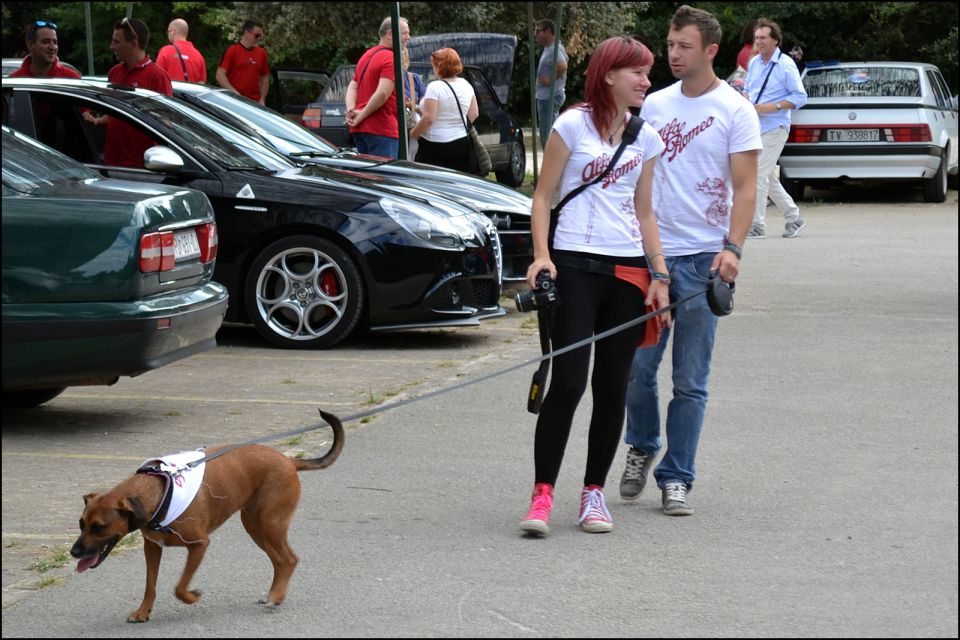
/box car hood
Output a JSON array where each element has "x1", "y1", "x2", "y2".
[{"x1": 298, "y1": 153, "x2": 532, "y2": 216}]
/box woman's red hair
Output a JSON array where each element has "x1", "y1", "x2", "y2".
[
  {"x1": 431, "y1": 48, "x2": 463, "y2": 78},
  {"x1": 581, "y1": 36, "x2": 654, "y2": 140}
]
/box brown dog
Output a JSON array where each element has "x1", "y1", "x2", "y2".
[{"x1": 70, "y1": 411, "x2": 344, "y2": 623}]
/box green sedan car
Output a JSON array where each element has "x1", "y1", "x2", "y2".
[{"x1": 2, "y1": 126, "x2": 228, "y2": 407}]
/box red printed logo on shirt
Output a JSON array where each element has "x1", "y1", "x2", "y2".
[{"x1": 659, "y1": 116, "x2": 715, "y2": 162}]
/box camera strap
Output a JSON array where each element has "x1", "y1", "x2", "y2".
[{"x1": 531, "y1": 114, "x2": 645, "y2": 414}]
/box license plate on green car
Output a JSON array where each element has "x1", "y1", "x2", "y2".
[{"x1": 174, "y1": 229, "x2": 201, "y2": 261}]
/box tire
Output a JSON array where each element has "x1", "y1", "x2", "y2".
[
  {"x1": 2, "y1": 387, "x2": 66, "y2": 408},
  {"x1": 781, "y1": 175, "x2": 805, "y2": 202},
  {"x1": 496, "y1": 136, "x2": 526, "y2": 187},
  {"x1": 922, "y1": 146, "x2": 948, "y2": 203},
  {"x1": 244, "y1": 235, "x2": 364, "y2": 349}
]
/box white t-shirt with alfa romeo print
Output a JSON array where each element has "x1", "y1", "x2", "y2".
[
  {"x1": 640, "y1": 79, "x2": 762, "y2": 256},
  {"x1": 551, "y1": 107, "x2": 666, "y2": 257}
]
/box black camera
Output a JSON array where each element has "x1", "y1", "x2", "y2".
[{"x1": 515, "y1": 270, "x2": 559, "y2": 312}]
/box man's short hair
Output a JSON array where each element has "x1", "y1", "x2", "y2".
[
  {"x1": 379, "y1": 16, "x2": 408, "y2": 38},
  {"x1": 671, "y1": 5, "x2": 722, "y2": 47},
  {"x1": 535, "y1": 19, "x2": 555, "y2": 36},
  {"x1": 754, "y1": 18, "x2": 782, "y2": 43},
  {"x1": 25, "y1": 20, "x2": 57, "y2": 44},
  {"x1": 115, "y1": 17, "x2": 149, "y2": 49},
  {"x1": 242, "y1": 20, "x2": 263, "y2": 34}
]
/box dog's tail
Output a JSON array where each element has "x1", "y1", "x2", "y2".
[{"x1": 293, "y1": 410, "x2": 345, "y2": 471}]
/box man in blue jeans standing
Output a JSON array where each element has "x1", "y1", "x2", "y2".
[
  {"x1": 620, "y1": 5, "x2": 761, "y2": 515},
  {"x1": 534, "y1": 19, "x2": 567, "y2": 149}
]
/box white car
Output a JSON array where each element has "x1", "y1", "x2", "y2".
[{"x1": 779, "y1": 61, "x2": 958, "y2": 202}]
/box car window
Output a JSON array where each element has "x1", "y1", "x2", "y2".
[
  {"x1": 925, "y1": 70, "x2": 948, "y2": 108},
  {"x1": 130, "y1": 95, "x2": 297, "y2": 171},
  {"x1": 803, "y1": 67, "x2": 921, "y2": 98},
  {"x1": 199, "y1": 90, "x2": 337, "y2": 154},
  {"x1": 317, "y1": 66, "x2": 355, "y2": 103},
  {"x1": 2, "y1": 128, "x2": 98, "y2": 194},
  {"x1": 276, "y1": 70, "x2": 329, "y2": 107}
]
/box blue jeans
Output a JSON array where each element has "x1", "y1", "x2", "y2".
[
  {"x1": 624, "y1": 252, "x2": 719, "y2": 490},
  {"x1": 536, "y1": 96, "x2": 563, "y2": 149},
  {"x1": 352, "y1": 132, "x2": 399, "y2": 159}
]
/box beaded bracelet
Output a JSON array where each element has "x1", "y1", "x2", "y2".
[{"x1": 722, "y1": 241, "x2": 742, "y2": 260}]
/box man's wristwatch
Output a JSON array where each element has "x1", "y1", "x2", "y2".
[{"x1": 775, "y1": 102, "x2": 783, "y2": 111}]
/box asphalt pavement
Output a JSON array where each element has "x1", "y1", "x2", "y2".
[{"x1": 2, "y1": 187, "x2": 957, "y2": 637}]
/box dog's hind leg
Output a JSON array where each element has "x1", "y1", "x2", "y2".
[
  {"x1": 128, "y1": 538, "x2": 163, "y2": 623},
  {"x1": 241, "y1": 501, "x2": 299, "y2": 605},
  {"x1": 173, "y1": 538, "x2": 209, "y2": 605}
]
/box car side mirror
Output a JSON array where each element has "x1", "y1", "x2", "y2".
[{"x1": 144, "y1": 146, "x2": 185, "y2": 173}]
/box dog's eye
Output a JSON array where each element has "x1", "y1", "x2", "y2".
[{"x1": 89, "y1": 524, "x2": 105, "y2": 534}]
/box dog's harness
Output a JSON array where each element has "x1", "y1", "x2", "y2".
[{"x1": 136, "y1": 450, "x2": 206, "y2": 533}]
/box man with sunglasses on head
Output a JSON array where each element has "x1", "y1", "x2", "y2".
[
  {"x1": 10, "y1": 20, "x2": 81, "y2": 78},
  {"x1": 82, "y1": 17, "x2": 171, "y2": 168},
  {"x1": 216, "y1": 20, "x2": 270, "y2": 105}
]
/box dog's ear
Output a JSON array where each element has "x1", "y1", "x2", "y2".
[
  {"x1": 121, "y1": 496, "x2": 150, "y2": 530},
  {"x1": 82, "y1": 492, "x2": 100, "y2": 506}
]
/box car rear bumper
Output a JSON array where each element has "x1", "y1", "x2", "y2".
[
  {"x1": 2, "y1": 282, "x2": 228, "y2": 389},
  {"x1": 780, "y1": 143, "x2": 943, "y2": 180}
]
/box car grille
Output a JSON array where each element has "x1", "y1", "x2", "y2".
[{"x1": 472, "y1": 279, "x2": 497, "y2": 306}]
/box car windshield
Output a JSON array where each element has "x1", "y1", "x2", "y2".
[
  {"x1": 198, "y1": 91, "x2": 337, "y2": 155},
  {"x1": 804, "y1": 67, "x2": 921, "y2": 98},
  {"x1": 130, "y1": 95, "x2": 298, "y2": 171},
  {"x1": 2, "y1": 128, "x2": 98, "y2": 193}
]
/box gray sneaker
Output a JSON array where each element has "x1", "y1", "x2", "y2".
[
  {"x1": 747, "y1": 226, "x2": 765, "y2": 240},
  {"x1": 661, "y1": 481, "x2": 694, "y2": 516},
  {"x1": 783, "y1": 217, "x2": 806, "y2": 238},
  {"x1": 620, "y1": 447, "x2": 654, "y2": 501}
]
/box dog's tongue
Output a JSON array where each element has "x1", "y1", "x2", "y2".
[{"x1": 76, "y1": 554, "x2": 99, "y2": 573}]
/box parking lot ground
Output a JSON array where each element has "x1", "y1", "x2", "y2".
[{"x1": 2, "y1": 189, "x2": 957, "y2": 637}]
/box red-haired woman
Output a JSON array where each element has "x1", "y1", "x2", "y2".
[
  {"x1": 409, "y1": 47, "x2": 479, "y2": 173},
  {"x1": 519, "y1": 36, "x2": 672, "y2": 537}
]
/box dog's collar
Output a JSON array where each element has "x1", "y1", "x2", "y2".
[{"x1": 135, "y1": 464, "x2": 176, "y2": 533}]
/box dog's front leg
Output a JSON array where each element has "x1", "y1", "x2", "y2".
[
  {"x1": 174, "y1": 538, "x2": 209, "y2": 605},
  {"x1": 128, "y1": 538, "x2": 163, "y2": 623}
]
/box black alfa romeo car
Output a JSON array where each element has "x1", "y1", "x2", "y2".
[{"x1": 2, "y1": 78, "x2": 504, "y2": 349}]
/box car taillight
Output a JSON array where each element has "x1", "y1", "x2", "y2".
[
  {"x1": 139, "y1": 231, "x2": 176, "y2": 273},
  {"x1": 787, "y1": 126, "x2": 821, "y2": 143},
  {"x1": 195, "y1": 221, "x2": 219, "y2": 263},
  {"x1": 884, "y1": 124, "x2": 932, "y2": 142},
  {"x1": 301, "y1": 107, "x2": 322, "y2": 129}
]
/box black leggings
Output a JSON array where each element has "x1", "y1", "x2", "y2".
[{"x1": 534, "y1": 253, "x2": 648, "y2": 487}]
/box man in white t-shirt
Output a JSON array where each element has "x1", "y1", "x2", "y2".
[{"x1": 620, "y1": 5, "x2": 761, "y2": 516}]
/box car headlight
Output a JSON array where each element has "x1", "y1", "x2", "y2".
[{"x1": 380, "y1": 198, "x2": 464, "y2": 249}]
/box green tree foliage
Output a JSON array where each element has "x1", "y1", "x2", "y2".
[{"x1": 3, "y1": 1, "x2": 957, "y2": 116}]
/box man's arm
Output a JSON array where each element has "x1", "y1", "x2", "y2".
[
  {"x1": 712, "y1": 149, "x2": 759, "y2": 282},
  {"x1": 258, "y1": 74, "x2": 269, "y2": 105},
  {"x1": 215, "y1": 67, "x2": 236, "y2": 93},
  {"x1": 350, "y1": 77, "x2": 395, "y2": 126}
]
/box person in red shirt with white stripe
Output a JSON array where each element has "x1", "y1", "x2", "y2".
[
  {"x1": 9, "y1": 20, "x2": 81, "y2": 79},
  {"x1": 82, "y1": 17, "x2": 172, "y2": 168}
]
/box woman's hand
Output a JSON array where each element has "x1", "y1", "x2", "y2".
[
  {"x1": 525, "y1": 258, "x2": 556, "y2": 289},
  {"x1": 646, "y1": 279, "x2": 672, "y2": 329}
]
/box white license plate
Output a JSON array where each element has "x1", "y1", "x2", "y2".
[
  {"x1": 827, "y1": 128, "x2": 880, "y2": 142},
  {"x1": 174, "y1": 230, "x2": 201, "y2": 261}
]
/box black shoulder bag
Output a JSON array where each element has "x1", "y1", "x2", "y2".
[{"x1": 528, "y1": 114, "x2": 645, "y2": 414}]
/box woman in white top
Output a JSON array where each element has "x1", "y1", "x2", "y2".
[
  {"x1": 409, "y1": 47, "x2": 478, "y2": 173},
  {"x1": 518, "y1": 36, "x2": 672, "y2": 538}
]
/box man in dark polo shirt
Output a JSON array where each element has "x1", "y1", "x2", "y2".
[
  {"x1": 10, "y1": 20, "x2": 81, "y2": 78},
  {"x1": 82, "y1": 17, "x2": 172, "y2": 168}
]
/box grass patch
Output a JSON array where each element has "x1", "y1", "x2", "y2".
[
  {"x1": 31, "y1": 545, "x2": 71, "y2": 573},
  {"x1": 34, "y1": 575, "x2": 66, "y2": 589},
  {"x1": 281, "y1": 435, "x2": 304, "y2": 445}
]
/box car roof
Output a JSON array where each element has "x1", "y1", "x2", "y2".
[
  {"x1": 805, "y1": 61, "x2": 940, "y2": 70},
  {"x1": 3, "y1": 76, "x2": 164, "y2": 98}
]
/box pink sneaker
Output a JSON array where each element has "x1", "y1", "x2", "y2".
[
  {"x1": 579, "y1": 485, "x2": 613, "y2": 533},
  {"x1": 520, "y1": 483, "x2": 554, "y2": 536}
]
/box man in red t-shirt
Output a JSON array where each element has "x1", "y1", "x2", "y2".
[
  {"x1": 10, "y1": 20, "x2": 81, "y2": 78},
  {"x1": 344, "y1": 16, "x2": 410, "y2": 158},
  {"x1": 82, "y1": 17, "x2": 172, "y2": 168},
  {"x1": 216, "y1": 20, "x2": 270, "y2": 105},
  {"x1": 156, "y1": 18, "x2": 207, "y2": 84}
]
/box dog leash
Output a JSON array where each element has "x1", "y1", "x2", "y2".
[{"x1": 186, "y1": 288, "x2": 704, "y2": 469}]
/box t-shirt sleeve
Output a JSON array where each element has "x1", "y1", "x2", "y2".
[
  {"x1": 552, "y1": 109, "x2": 583, "y2": 150},
  {"x1": 639, "y1": 122, "x2": 666, "y2": 160},
  {"x1": 729, "y1": 102, "x2": 762, "y2": 154},
  {"x1": 218, "y1": 45, "x2": 235, "y2": 70}
]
